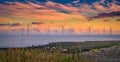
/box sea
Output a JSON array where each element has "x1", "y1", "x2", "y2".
[{"x1": 0, "y1": 35, "x2": 120, "y2": 48}]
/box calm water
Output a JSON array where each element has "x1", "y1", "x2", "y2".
[{"x1": 0, "y1": 35, "x2": 120, "y2": 48}]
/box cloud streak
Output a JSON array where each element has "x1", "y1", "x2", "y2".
[
  {"x1": 10, "y1": 23, "x2": 21, "y2": 27},
  {"x1": 32, "y1": 22, "x2": 44, "y2": 25},
  {"x1": 0, "y1": 1, "x2": 86, "y2": 20},
  {"x1": 90, "y1": 11, "x2": 120, "y2": 19},
  {"x1": 0, "y1": 23, "x2": 10, "y2": 26},
  {"x1": 0, "y1": 0, "x2": 120, "y2": 21}
]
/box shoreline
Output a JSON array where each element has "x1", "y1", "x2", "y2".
[{"x1": 0, "y1": 40, "x2": 120, "y2": 49}]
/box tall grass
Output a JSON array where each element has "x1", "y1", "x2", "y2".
[
  {"x1": 0, "y1": 48, "x2": 95, "y2": 62},
  {"x1": 0, "y1": 41, "x2": 119, "y2": 62}
]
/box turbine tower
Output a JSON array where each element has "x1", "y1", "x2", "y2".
[
  {"x1": 68, "y1": 24, "x2": 74, "y2": 35},
  {"x1": 26, "y1": 24, "x2": 31, "y2": 36},
  {"x1": 20, "y1": 27, "x2": 24, "y2": 42},
  {"x1": 102, "y1": 28, "x2": 105, "y2": 35},
  {"x1": 109, "y1": 26, "x2": 113, "y2": 35},
  {"x1": 21, "y1": 28, "x2": 24, "y2": 36},
  {"x1": 59, "y1": 23, "x2": 66, "y2": 36},
  {"x1": 54, "y1": 30, "x2": 58, "y2": 35},
  {"x1": 68, "y1": 28, "x2": 75, "y2": 35},
  {"x1": 79, "y1": 28, "x2": 82, "y2": 35},
  {"x1": 87, "y1": 25, "x2": 93, "y2": 35},
  {"x1": 34, "y1": 28, "x2": 40, "y2": 36},
  {"x1": 37, "y1": 29, "x2": 40, "y2": 36},
  {"x1": 47, "y1": 27, "x2": 50, "y2": 36}
]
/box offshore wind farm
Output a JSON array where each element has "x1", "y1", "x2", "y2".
[{"x1": 0, "y1": 21, "x2": 120, "y2": 47}]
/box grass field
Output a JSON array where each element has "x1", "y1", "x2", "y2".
[{"x1": 0, "y1": 41, "x2": 120, "y2": 62}]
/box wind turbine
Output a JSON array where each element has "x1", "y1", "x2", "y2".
[
  {"x1": 102, "y1": 28, "x2": 105, "y2": 35},
  {"x1": 68, "y1": 28, "x2": 75, "y2": 36},
  {"x1": 109, "y1": 26, "x2": 113, "y2": 35},
  {"x1": 48, "y1": 21, "x2": 54, "y2": 35},
  {"x1": 19, "y1": 23, "x2": 25, "y2": 36},
  {"x1": 32, "y1": 22, "x2": 44, "y2": 36},
  {"x1": 33, "y1": 28, "x2": 40, "y2": 36},
  {"x1": 37, "y1": 29, "x2": 40, "y2": 36},
  {"x1": 21, "y1": 28, "x2": 24, "y2": 36},
  {"x1": 27, "y1": 24, "x2": 30, "y2": 36},
  {"x1": 78, "y1": 28, "x2": 82, "y2": 35},
  {"x1": 68, "y1": 24, "x2": 73, "y2": 35},
  {"x1": 59, "y1": 23, "x2": 66, "y2": 36},
  {"x1": 10, "y1": 23, "x2": 22, "y2": 36},
  {"x1": 97, "y1": 30, "x2": 100, "y2": 35},
  {"x1": 19, "y1": 27, "x2": 24, "y2": 42},
  {"x1": 87, "y1": 25, "x2": 93, "y2": 35},
  {"x1": 54, "y1": 30, "x2": 58, "y2": 35},
  {"x1": 47, "y1": 27, "x2": 50, "y2": 36},
  {"x1": 20, "y1": 23, "x2": 28, "y2": 36},
  {"x1": 25, "y1": 23, "x2": 31, "y2": 37}
]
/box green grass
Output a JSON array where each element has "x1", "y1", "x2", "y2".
[
  {"x1": 47, "y1": 41, "x2": 120, "y2": 51},
  {"x1": 0, "y1": 41, "x2": 120, "y2": 62},
  {"x1": 0, "y1": 48, "x2": 95, "y2": 62}
]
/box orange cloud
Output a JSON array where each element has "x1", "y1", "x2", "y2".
[
  {"x1": 45, "y1": 1, "x2": 79, "y2": 13},
  {"x1": 93, "y1": 2, "x2": 107, "y2": 11},
  {"x1": 0, "y1": 1, "x2": 86, "y2": 21},
  {"x1": 0, "y1": 1, "x2": 119, "y2": 34},
  {"x1": 109, "y1": 3, "x2": 120, "y2": 12},
  {"x1": 79, "y1": 4, "x2": 99, "y2": 16},
  {"x1": 1, "y1": 1, "x2": 120, "y2": 21}
]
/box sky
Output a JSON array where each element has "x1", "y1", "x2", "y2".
[{"x1": 0, "y1": 0, "x2": 120, "y2": 35}]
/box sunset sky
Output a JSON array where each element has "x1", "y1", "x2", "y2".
[{"x1": 0, "y1": 0, "x2": 120, "y2": 35}]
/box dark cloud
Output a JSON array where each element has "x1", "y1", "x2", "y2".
[
  {"x1": 31, "y1": 22, "x2": 44, "y2": 25},
  {"x1": 0, "y1": 23, "x2": 10, "y2": 26},
  {"x1": 10, "y1": 23, "x2": 21, "y2": 27},
  {"x1": 116, "y1": 19, "x2": 120, "y2": 21},
  {"x1": 103, "y1": 19, "x2": 110, "y2": 22},
  {"x1": 90, "y1": 11, "x2": 120, "y2": 19}
]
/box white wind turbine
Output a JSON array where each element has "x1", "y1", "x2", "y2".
[
  {"x1": 26, "y1": 24, "x2": 31, "y2": 36},
  {"x1": 102, "y1": 28, "x2": 105, "y2": 35},
  {"x1": 47, "y1": 27, "x2": 50, "y2": 36},
  {"x1": 87, "y1": 25, "x2": 93, "y2": 35},
  {"x1": 109, "y1": 26, "x2": 114, "y2": 35},
  {"x1": 59, "y1": 23, "x2": 66, "y2": 36}
]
